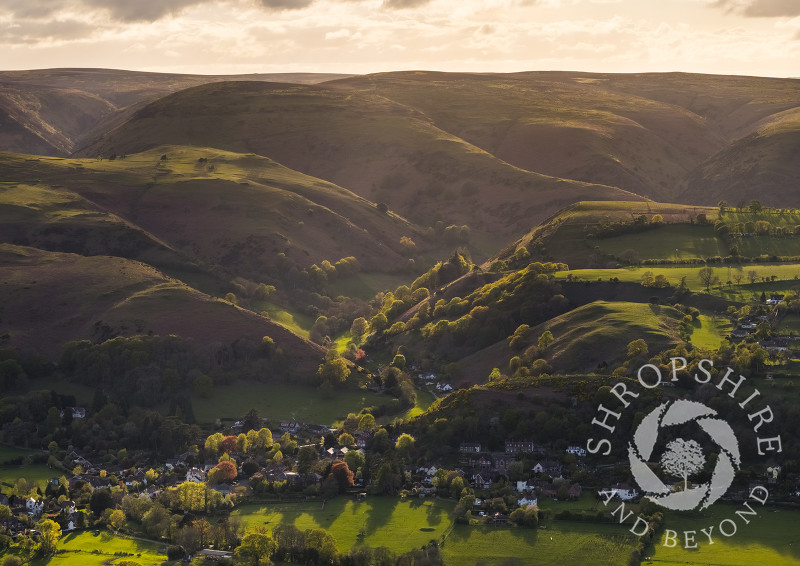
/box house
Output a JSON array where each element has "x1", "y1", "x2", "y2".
[
  {"x1": 568, "y1": 484, "x2": 583, "y2": 500},
  {"x1": 602, "y1": 483, "x2": 638, "y2": 501},
  {"x1": 504, "y1": 441, "x2": 535, "y2": 454},
  {"x1": 186, "y1": 467, "x2": 206, "y2": 483},
  {"x1": 472, "y1": 474, "x2": 492, "y2": 490},
  {"x1": 280, "y1": 421, "x2": 300, "y2": 433},
  {"x1": 516, "y1": 480, "x2": 531, "y2": 493},
  {"x1": 60, "y1": 407, "x2": 86, "y2": 419},
  {"x1": 566, "y1": 446, "x2": 586, "y2": 457},
  {"x1": 59, "y1": 500, "x2": 77, "y2": 514},
  {"x1": 532, "y1": 461, "x2": 562, "y2": 477},
  {"x1": 435, "y1": 383, "x2": 453, "y2": 392},
  {"x1": 517, "y1": 495, "x2": 538, "y2": 507},
  {"x1": 761, "y1": 337, "x2": 790, "y2": 352},
  {"x1": 731, "y1": 328, "x2": 749, "y2": 339},
  {"x1": 492, "y1": 456, "x2": 513, "y2": 472},
  {"x1": 459, "y1": 443, "x2": 481, "y2": 454},
  {"x1": 767, "y1": 294, "x2": 785, "y2": 305},
  {"x1": 26, "y1": 498, "x2": 44, "y2": 516},
  {"x1": 196, "y1": 549, "x2": 234, "y2": 561}
]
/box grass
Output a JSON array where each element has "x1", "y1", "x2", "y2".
[
  {"x1": 689, "y1": 314, "x2": 731, "y2": 350},
  {"x1": 442, "y1": 521, "x2": 637, "y2": 566},
  {"x1": 191, "y1": 381, "x2": 392, "y2": 425},
  {"x1": 535, "y1": 301, "x2": 682, "y2": 373},
  {"x1": 231, "y1": 496, "x2": 454, "y2": 554},
  {"x1": 651, "y1": 505, "x2": 800, "y2": 566},
  {"x1": 555, "y1": 264, "x2": 800, "y2": 293},
  {"x1": 597, "y1": 224, "x2": 728, "y2": 262},
  {"x1": 25, "y1": 530, "x2": 166, "y2": 566}
]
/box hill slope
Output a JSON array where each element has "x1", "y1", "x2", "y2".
[
  {"x1": 0, "y1": 68, "x2": 353, "y2": 156},
  {"x1": 0, "y1": 244, "x2": 325, "y2": 368},
  {"x1": 0, "y1": 147, "x2": 423, "y2": 282},
  {"x1": 76, "y1": 80, "x2": 643, "y2": 250}
]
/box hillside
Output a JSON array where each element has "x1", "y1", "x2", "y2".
[
  {"x1": 329, "y1": 71, "x2": 723, "y2": 201},
  {"x1": 0, "y1": 244, "x2": 325, "y2": 369},
  {"x1": 0, "y1": 68, "x2": 353, "y2": 156},
  {"x1": 0, "y1": 147, "x2": 424, "y2": 283},
  {"x1": 76, "y1": 80, "x2": 644, "y2": 250}
]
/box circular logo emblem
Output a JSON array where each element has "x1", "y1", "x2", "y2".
[{"x1": 628, "y1": 399, "x2": 741, "y2": 511}]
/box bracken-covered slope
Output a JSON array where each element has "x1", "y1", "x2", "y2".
[
  {"x1": 0, "y1": 68, "x2": 353, "y2": 156},
  {"x1": 0, "y1": 146, "x2": 423, "y2": 281},
  {"x1": 75, "y1": 80, "x2": 643, "y2": 250},
  {"x1": 0, "y1": 244, "x2": 325, "y2": 369}
]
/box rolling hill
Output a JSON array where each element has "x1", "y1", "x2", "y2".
[
  {"x1": 0, "y1": 68, "x2": 353, "y2": 157},
  {"x1": 75, "y1": 79, "x2": 644, "y2": 250},
  {"x1": 0, "y1": 146, "x2": 424, "y2": 283},
  {"x1": 0, "y1": 244, "x2": 325, "y2": 369}
]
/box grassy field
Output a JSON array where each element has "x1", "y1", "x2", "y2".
[
  {"x1": 25, "y1": 531, "x2": 166, "y2": 566},
  {"x1": 442, "y1": 521, "x2": 637, "y2": 566},
  {"x1": 598, "y1": 224, "x2": 728, "y2": 262},
  {"x1": 651, "y1": 505, "x2": 800, "y2": 565},
  {"x1": 689, "y1": 314, "x2": 731, "y2": 350},
  {"x1": 191, "y1": 381, "x2": 391, "y2": 425},
  {"x1": 231, "y1": 497, "x2": 454, "y2": 554},
  {"x1": 555, "y1": 264, "x2": 800, "y2": 293},
  {"x1": 0, "y1": 446, "x2": 54, "y2": 493}
]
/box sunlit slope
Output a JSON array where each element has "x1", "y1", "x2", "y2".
[
  {"x1": 75, "y1": 80, "x2": 644, "y2": 248},
  {"x1": 0, "y1": 147, "x2": 421, "y2": 279},
  {"x1": 330, "y1": 71, "x2": 723, "y2": 201}
]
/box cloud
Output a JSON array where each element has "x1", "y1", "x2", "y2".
[
  {"x1": 712, "y1": 0, "x2": 800, "y2": 17},
  {"x1": 258, "y1": 0, "x2": 315, "y2": 9},
  {"x1": 82, "y1": 0, "x2": 211, "y2": 22},
  {"x1": 382, "y1": 0, "x2": 433, "y2": 9},
  {"x1": 0, "y1": 18, "x2": 97, "y2": 44}
]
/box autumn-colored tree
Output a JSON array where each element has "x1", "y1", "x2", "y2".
[
  {"x1": 209, "y1": 461, "x2": 237, "y2": 484},
  {"x1": 219, "y1": 435, "x2": 238, "y2": 454},
  {"x1": 329, "y1": 461, "x2": 354, "y2": 493}
]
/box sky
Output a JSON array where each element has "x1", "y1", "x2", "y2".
[{"x1": 1, "y1": 0, "x2": 799, "y2": 77}]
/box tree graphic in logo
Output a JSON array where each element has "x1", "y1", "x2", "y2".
[
  {"x1": 628, "y1": 400, "x2": 740, "y2": 511},
  {"x1": 660, "y1": 438, "x2": 706, "y2": 491}
]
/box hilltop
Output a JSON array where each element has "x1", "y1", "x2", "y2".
[{"x1": 0, "y1": 68, "x2": 353, "y2": 156}]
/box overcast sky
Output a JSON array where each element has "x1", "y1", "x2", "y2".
[{"x1": 2, "y1": 0, "x2": 799, "y2": 76}]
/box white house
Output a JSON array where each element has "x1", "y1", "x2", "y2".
[
  {"x1": 26, "y1": 498, "x2": 44, "y2": 516},
  {"x1": 186, "y1": 467, "x2": 206, "y2": 483},
  {"x1": 517, "y1": 495, "x2": 538, "y2": 507},
  {"x1": 601, "y1": 483, "x2": 639, "y2": 501},
  {"x1": 566, "y1": 446, "x2": 586, "y2": 457}
]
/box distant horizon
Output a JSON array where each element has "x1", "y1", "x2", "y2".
[
  {"x1": 3, "y1": 0, "x2": 800, "y2": 79},
  {"x1": 1, "y1": 66, "x2": 798, "y2": 81}
]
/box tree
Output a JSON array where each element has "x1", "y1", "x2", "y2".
[
  {"x1": 224, "y1": 292, "x2": 238, "y2": 305},
  {"x1": 537, "y1": 330, "x2": 554, "y2": 351},
  {"x1": 698, "y1": 266, "x2": 717, "y2": 292},
  {"x1": 236, "y1": 528, "x2": 277, "y2": 566},
  {"x1": 749, "y1": 200, "x2": 762, "y2": 214},
  {"x1": 109, "y1": 508, "x2": 126, "y2": 531},
  {"x1": 329, "y1": 461, "x2": 355, "y2": 493},
  {"x1": 660, "y1": 438, "x2": 706, "y2": 491},
  {"x1": 651, "y1": 214, "x2": 664, "y2": 224},
  {"x1": 627, "y1": 339, "x2": 648, "y2": 359},
  {"x1": 317, "y1": 349, "x2": 351, "y2": 387},
  {"x1": 395, "y1": 433, "x2": 415, "y2": 455},
  {"x1": 718, "y1": 200, "x2": 728, "y2": 213},
  {"x1": 208, "y1": 461, "x2": 237, "y2": 483},
  {"x1": 36, "y1": 519, "x2": 61, "y2": 556},
  {"x1": 350, "y1": 317, "x2": 369, "y2": 345},
  {"x1": 338, "y1": 432, "x2": 355, "y2": 448},
  {"x1": 391, "y1": 353, "x2": 406, "y2": 369}
]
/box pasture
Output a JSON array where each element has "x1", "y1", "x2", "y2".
[
  {"x1": 28, "y1": 531, "x2": 166, "y2": 566},
  {"x1": 231, "y1": 497, "x2": 454, "y2": 554}
]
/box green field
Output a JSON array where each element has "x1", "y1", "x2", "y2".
[
  {"x1": 598, "y1": 224, "x2": 728, "y2": 262},
  {"x1": 231, "y1": 497, "x2": 454, "y2": 554},
  {"x1": 191, "y1": 381, "x2": 392, "y2": 425},
  {"x1": 28, "y1": 531, "x2": 166, "y2": 566},
  {"x1": 442, "y1": 521, "x2": 637, "y2": 566},
  {"x1": 556, "y1": 264, "x2": 800, "y2": 293},
  {"x1": 689, "y1": 315, "x2": 731, "y2": 350},
  {"x1": 0, "y1": 445, "x2": 54, "y2": 493},
  {"x1": 651, "y1": 505, "x2": 800, "y2": 565}
]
